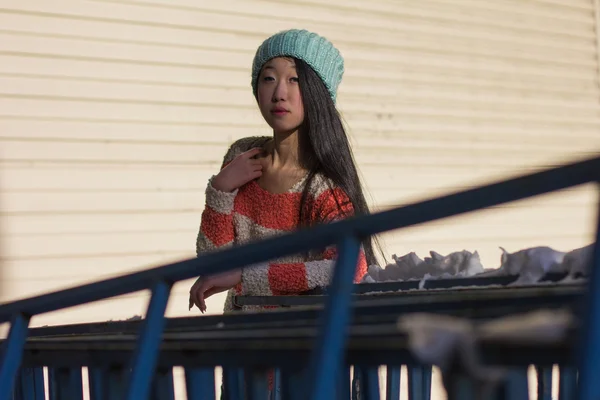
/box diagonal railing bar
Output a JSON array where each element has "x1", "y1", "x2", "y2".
[
  {"x1": 125, "y1": 280, "x2": 172, "y2": 400},
  {"x1": 0, "y1": 156, "x2": 596, "y2": 324},
  {"x1": 0, "y1": 313, "x2": 30, "y2": 399},
  {"x1": 307, "y1": 235, "x2": 361, "y2": 400}
]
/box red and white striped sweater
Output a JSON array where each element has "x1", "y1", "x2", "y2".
[{"x1": 196, "y1": 136, "x2": 368, "y2": 313}]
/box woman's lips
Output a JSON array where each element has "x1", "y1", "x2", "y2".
[{"x1": 271, "y1": 107, "x2": 289, "y2": 116}]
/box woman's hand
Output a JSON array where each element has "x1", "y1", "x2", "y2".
[
  {"x1": 188, "y1": 269, "x2": 242, "y2": 313},
  {"x1": 212, "y1": 147, "x2": 264, "y2": 193}
]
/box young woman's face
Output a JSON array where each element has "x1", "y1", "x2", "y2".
[{"x1": 257, "y1": 57, "x2": 305, "y2": 134}]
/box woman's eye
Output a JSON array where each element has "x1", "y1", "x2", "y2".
[
  {"x1": 262, "y1": 76, "x2": 275, "y2": 82},
  {"x1": 290, "y1": 77, "x2": 299, "y2": 83}
]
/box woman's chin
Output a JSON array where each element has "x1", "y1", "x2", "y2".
[{"x1": 268, "y1": 123, "x2": 302, "y2": 136}]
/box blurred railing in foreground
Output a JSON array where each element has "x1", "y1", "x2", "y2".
[{"x1": 1, "y1": 155, "x2": 599, "y2": 400}]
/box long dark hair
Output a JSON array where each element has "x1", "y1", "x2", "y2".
[{"x1": 293, "y1": 58, "x2": 382, "y2": 267}]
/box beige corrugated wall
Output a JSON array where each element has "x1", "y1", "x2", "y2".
[{"x1": 0, "y1": 0, "x2": 599, "y2": 397}]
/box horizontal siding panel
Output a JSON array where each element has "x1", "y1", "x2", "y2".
[
  {"x1": 0, "y1": 13, "x2": 262, "y2": 52},
  {"x1": 346, "y1": 99, "x2": 600, "y2": 119},
  {"x1": 1, "y1": 71, "x2": 598, "y2": 104},
  {"x1": 0, "y1": 118, "x2": 270, "y2": 143},
  {"x1": 0, "y1": 98, "x2": 263, "y2": 125},
  {"x1": 0, "y1": 166, "x2": 571, "y2": 200},
  {"x1": 0, "y1": 212, "x2": 201, "y2": 235},
  {"x1": 1, "y1": 21, "x2": 596, "y2": 69},
  {"x1": 2, "y1": 98, "x2": 600, "y2": 129},
  {"x1": 0, "y1": 18, "x2": 594, "y2": 65},
  {"x1": 2, "y1": 140, "x2": 596, "y2": 169},
  {"x1": 2, "y1": 118, "x2": 599, "y2": 146},
  {"x1": 1, "y1": 56, "x2": 596, "y2": 97},
  {"x1": 343, "y1": 112, "x2": 600, "y2": 132},
  {"x1": 531, "y1": 0, "x2": 592, "y2": 8},
  {"x1": 1, "y1": 253, "x2": 191, "y2": 281},
  {"x1": 0, "y1": 166, "x2": 220, "y2": 191},
  {"x1": 0, "y1": 12, "x2": 596, "y2": 61},
  {"x1": 79, "y1": 0, "x2": 597, "y2": 37},
  {"x1": 3, "y1": 231, "x2": 193, "y2": 259},
  {"x1": 0, "y1": 32, "x2": 254, "y2": 70},
  {"x1": 280, "y1": 0, "x2": 594, "y2": 15},
  {"x1": 0, "y1": 190, "x2": 204, "y2": 214},
  {"x1": 0, "y1": 140, "x2": 227, "y2": 165},
  {"x1": 1, "y1": 31, "x2": 596, "y2": 80},
  {"x1": 2, "y1": 76, "x2": 599, "y2": 116},
  {"x1": 115, "y1": 0, "x2": 595, "y2": 27},
  {"x1": 373, "y1": 189, "x2": 598, "y2": 211},
  {"x1": 3, "y1": 0, "x2": 594, "y2": 40},
  {"x1": 343, "y1": 75, "x2": 599, "y2": 98}
]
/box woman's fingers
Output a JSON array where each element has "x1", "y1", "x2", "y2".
[
  {"x1": 251, "y1": 170, "x2": 262, "y2": 179},
  {"x1": 189, "y1": 277, "x2": 203, "y2": 310},
  {"x1": 243, "y1": 148, "x2": 263, "y2": 159},
  {"x1": 195, "y1": 283, "x2": 207, "y2": 313},
  {"x1": 189, "y1": 277, "x2": 209, "y2": 312}
]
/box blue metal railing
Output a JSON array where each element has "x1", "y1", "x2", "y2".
[{"x1": 0, "y1": 155, "x2": 599, "y2": 399}]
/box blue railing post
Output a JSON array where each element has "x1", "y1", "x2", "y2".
[
  {"x1": 337, "y1": 366, "x2": 351, "y2": 400},
  {"x1": 151, "y1": 367, "x2": 175, "y2": 400},
  {"x1": 88, "y1": 366, "x2": 126, "y2": 400},
  {"x1": 48, "y1": 367, "x2": 84, "y2": 400},
  {"x1": 407, "y1": 366, "x2": 423, "y2": 400},
  {"x1": 272, "y1": 368, "x2": 281, "y2": 400},
  {"x1": 536, "y1": 365, "x2": 553, "y2": 400},
  {"x1": 558, "y1": 366, "x2": 577, "y2": 400},
  {"x1": 307, "y1": 235, "x2": 361, "y2": 400},
  {"x1": 0, "y1": 313, "x2": 30, "y2": 399},
  {"x1": 244, "y1": 368, "x2": 269, "y2": 400},
  {"x1": 503, "y1": 368, "x2": 529, "y2": 400},
  {"x1": 280, "y1": 368, "x2": 304, "y2": 400},
  {"x1": 386, "y1": 366, "x2": 401, "y2": 400},
  {"x1": 125, "y1": 280, "x2": 172, "y2": 400},
  {"x1": 14, "y1": 367, "x2": 45, "y2": 400},
  {"x1": 184, "y1": 368, "x2": 216, "y2": 400},
  {"x1": 353, "y1": 366, "x2": 381, "y2": 400},
  {"x1": 575, "y1": 183, "x2": 600, "y2": 400},
  {"x1": 223, "y1": 367, "x2": 245, "y2": 400}
]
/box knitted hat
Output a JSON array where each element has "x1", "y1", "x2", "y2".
[{"x1": 251, "y1": 29, "x2": 344, "y2": 102}]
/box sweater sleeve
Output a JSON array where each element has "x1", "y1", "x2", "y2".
[
  {"x1": 195, "y1": 136, "x2": 270, "y2": 256},
  {"x1": 240, "y1": 186, "x2": 369, "y2": 296}
]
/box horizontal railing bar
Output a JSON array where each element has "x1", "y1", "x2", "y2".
[
  {"x1": 17, "y1": 324, "x2": 576, "y2": 368},
  {"x1": 25, "y1": 284, "x2": 583, "y2": 338},
  {"x1": 0, "y1": 155, "x2": 597, "y2": 322},
  {"x1": 20, "y1": 320, "x2": 579, "y2": 345}
]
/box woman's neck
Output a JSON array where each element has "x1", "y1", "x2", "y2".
[{"x1": 271, "y1": 130, "x2": 301, "y2": 169}]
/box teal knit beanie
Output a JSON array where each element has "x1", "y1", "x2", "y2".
[{"x1": 251, "y1": 29, "x2": 344, "y2": 102}]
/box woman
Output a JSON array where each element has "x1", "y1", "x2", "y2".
[{"x1": 189, "y1": 28, "x2": 380, "y2": 314}]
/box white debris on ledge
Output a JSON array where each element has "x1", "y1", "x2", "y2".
[
  {"x1": 361, "y1": 244, "x2": 595, "y2": 287},
  {"x1": 362, "y1": 249, "x2": 485, "y2": 285}
]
